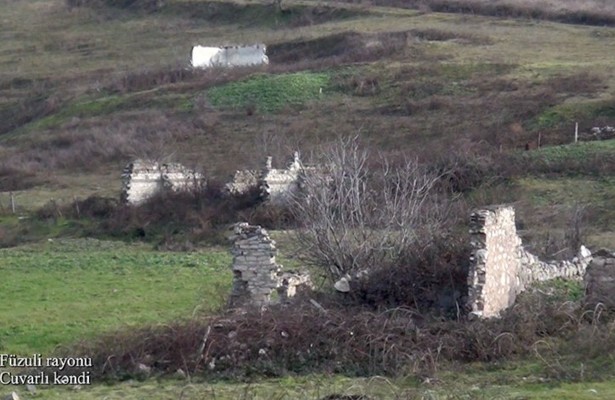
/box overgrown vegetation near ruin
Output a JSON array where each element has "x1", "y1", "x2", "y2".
[
  {"x1": 64, "y1": 288, "x2": 615, "y2": 382},
  {"x1": 1, "y1": 0, "x2": 615, "y2": 398}
]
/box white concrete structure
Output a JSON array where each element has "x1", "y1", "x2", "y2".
[{"x1": 191, "y1": 44, "x2": 269, "y2": 68}]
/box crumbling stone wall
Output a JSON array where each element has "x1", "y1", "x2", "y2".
[
  {"x1": 261, "y1": 152, "x2": 303, "y2": 205},
  {"x1": 122, "y1": 153, "x2": 309, "y2": 205},
  {"x1": 121, "y1": 160, "x2": 163, "y2": 205},
  {"x1": 468, "y1": 206, "x2": 523, "y2": 318},
  {"x1": 225, "y1": 170, "x2": 260, "y2": 195},
  {"x1": 225, "y1": 152, "x2": 306, "y2": 204},
  {"x1": 228, "y1": 222, "x2": 311, "y2": 308},
  {"x1": 583, "y1": 250, "x2": 615, "y2": 311},
  {"x1": 468, "y1": 205, "x2": 592, "y2": 318},
  {"x1": 121, "y1": 160, "x2": 202, "y2": 204}
]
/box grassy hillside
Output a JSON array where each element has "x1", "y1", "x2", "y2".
[
  {"x1": 1, "y1": 0, "x2": 614, "y2": 189},
  {"x1": 1, "y1": 0, "x2": 615, "y2": 398},
  {"x1": 2, "y1": 0, "x2": 614, "y2": 251}
]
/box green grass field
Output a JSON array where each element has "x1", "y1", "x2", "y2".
[{"x1": 0, "y1": 239, "x2": 230, "y2": 354}]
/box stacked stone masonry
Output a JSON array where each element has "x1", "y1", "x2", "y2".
[
  {"x1": 121, "y1": 160, "x2": 202, "y2": 205},
  {"x1": 260, "y1": 152, "x2": 303, "y2": 205},
  {"x1": 468, "y1": 205, "x2": 592, "y2": 318},
  {"x1": 229, "y1": 222, "x2": 311, "y2": 307},
  {"x1": 583, "y1": 251, "x2": 615, "y2": 311},
  {"x1": 122, "y1": 153, "x2": 311, "y2": 205},
  {"x1": 227, "y1": 152, "x2": 308, "y2": 205}
]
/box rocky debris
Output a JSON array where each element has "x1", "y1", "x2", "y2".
[
  {"x1": 135, "y1": 363, "x2": 152, "y2": 379},
  {"x1": 277, "y1": 271, "x2": 313, "y2": 301},
  {"x1": 225, "y1": 169, "x2": 260, "y2": 195},
  {"x1": 589, "y1": 126, "x2": 615, "y2": 140},
  {"x1": 173, "y1": 369, "x2": 187, "y2": 380},
  {"x1": 334, "y1": 276, "x2": 351, "y2": 293},
  {"x1": 3, "y1": 392, "x2": 20, "y2": 400},
  {"x1": 584, "y1": 254, "x2": 615, "y2": 311}
]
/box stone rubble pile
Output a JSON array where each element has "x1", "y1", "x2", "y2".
[
  {"x1": 589, "y1": 126, "x2": 615, "y2": 140},
  {"x1": 225, "y1": 170, "x2": 260, "y2": 195}
]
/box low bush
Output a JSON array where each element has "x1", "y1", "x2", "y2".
[
  {"x1": 352, "y1": 234, "x2": 471, "y2": 316},
  {"x1": 67, "y1": 286, "x2": 615, "y2": 381},
  {"x1": 0, "y1": 165, "x2": 45, "y2": 191},
  {"x1": 68, "y1": 180, "x2": 297, "y2": 244},
  {"x1": 344, "y1": 0, "x2": 615, "y2": 27}
]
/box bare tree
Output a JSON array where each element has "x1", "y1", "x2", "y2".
[{"x1": 291, "y1": 137, "x2": 449, "y2": 284}]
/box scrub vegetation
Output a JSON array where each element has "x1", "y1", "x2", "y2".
[{"x1": 0, "y1": 0, "x2": 614, "y2": 398}]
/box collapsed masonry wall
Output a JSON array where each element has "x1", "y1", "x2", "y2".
[
  {"x1": 121, "y1": 160, "x2": 202, "y2": 205},
  {"x1": 225, "y1": 170, "x2": 260, "y2": 195},
  {"x1": 468, "y1": 205, "x2": 592, "y2": 318},
  {"x1": 261, "y1": 152, "x2": 303, "y2": 205},
  {"x1": 226, "y1": 152, "x2": 306, "y2": 205},
  {"x1": 121, "y1": 153, "x2": 307, "y2": 205},
  {"x1": 584, "y1": 251, "x2": 615, "y2": 312},
  {"x1": 229, "y1": 222, "x2": 311, "y2": 308},
  {"x1": 191, "y1": 44, "x2": 268, "y2": 68},
  {"x1": 468, "y1": 207, "x2": 522, "y2": 318}
]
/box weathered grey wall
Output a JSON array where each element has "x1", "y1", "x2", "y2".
[
  {"x1": 228, "y1": 222, "x2": 311, "y2": 308},
  {"x1": 468, "y1": 205, "x2": 592, "y2": 318},
  {"x1": 468, "y1": 206, "x2": 522, "y2": 318},
  {"x1": 121, "y1": 160, "x2": 202, "y2": 205},
  {"x1": 225, "y1": 170, "x2": 260, "y2": 195},
  {"x1": 122, "y1": 153, "x2": 307, "y2": 205},
  {"x1": 584, "y1": 251, "x2": 615, "y2": 311},
  {"x1": 225, "y1": 152, "x2": 306, "y2": 204},
  {"x1": 121, "y1": 160, "x2": 163, "y2": 205},
  {"x1": 261, "y1": 152, "x2": 303, "y2": 205}
]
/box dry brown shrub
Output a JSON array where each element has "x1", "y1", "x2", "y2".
[
  {"x1": 0, "y1": 164, "x2": 45, "y2": 191},
  {"x1": 268, "y1": 31, "x2": 410, "y2": 66},
  {"x1": 338, "y1": 0, "x2": 615, "y2": 27},
  {"x1": 4, "y1": 113, "x2": 202, "y2": 172},
  {"x1": 96, "y1": 178, "x2": 291, "y2": 244},
  {"x1": 64, "y1": 285, "x2": 615, "y2": 382}
]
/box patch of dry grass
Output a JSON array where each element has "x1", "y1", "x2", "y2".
[{"x1": 349, "y1": 0, "x2": 615, "y2": 26}]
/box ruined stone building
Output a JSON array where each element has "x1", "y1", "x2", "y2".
[
  {"x1": 228, "y1": 222, "x2": 311, "y2": 308},
  {"x1": 468, "y1": 205, "x2": 592, "y2": 318},
  {"x1": 121, "y1": 160, "x2": 202, "y2": 205}
]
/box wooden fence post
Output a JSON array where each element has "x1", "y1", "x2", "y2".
[{"x1": 10, "y1": 192, "x2": 16, "y2": 214}]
